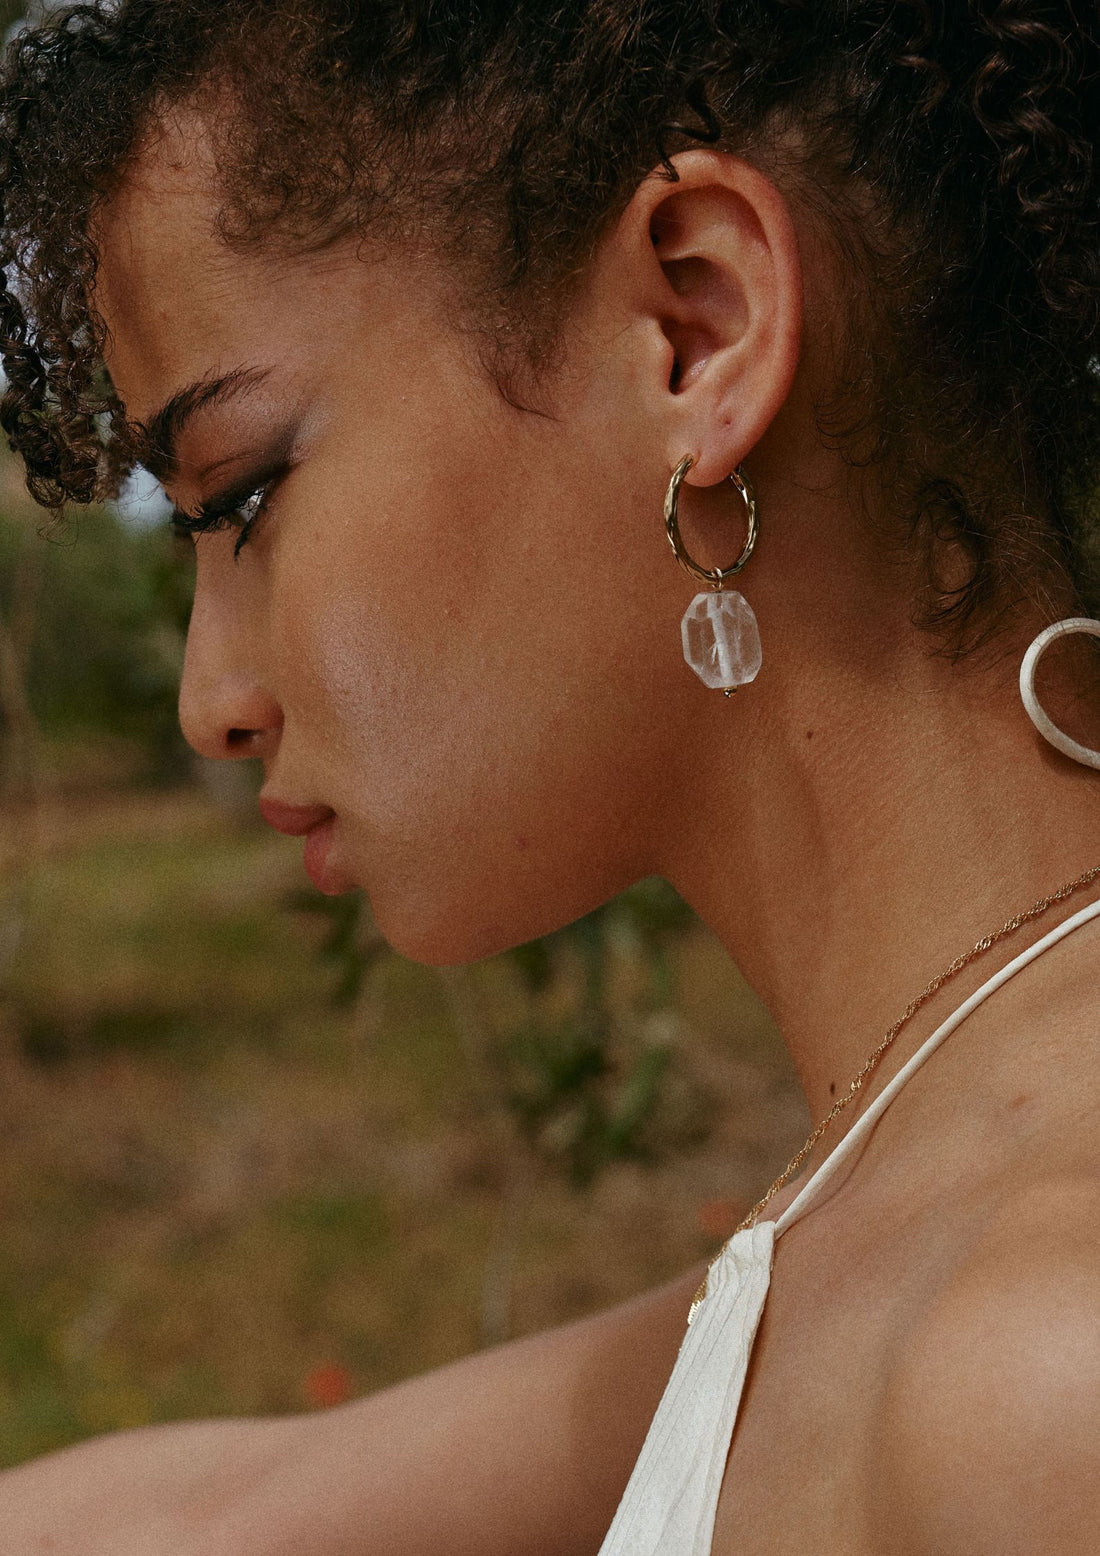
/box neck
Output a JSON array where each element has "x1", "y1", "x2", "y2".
[{"x1": 659, "y1": 515, "x2": 1100, "y2": 1128}]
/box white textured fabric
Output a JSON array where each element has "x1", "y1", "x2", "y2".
[
  {"x1": 598, "y1": 892, "x2": 1100, "y2": 1556},
  {"x1": 596, "y1": 1223, "x2": 774, "y2": 1555}
]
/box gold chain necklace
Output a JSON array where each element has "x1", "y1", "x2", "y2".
[{"x1": 731, "y1": 862, "x2": 1100, "y2": 1237}]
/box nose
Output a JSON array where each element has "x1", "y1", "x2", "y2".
[{"x1": 178, "y1": 599, "x2": 283, "y2": 763}]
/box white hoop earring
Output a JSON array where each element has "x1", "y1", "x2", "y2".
[{"x1": 1019, "y1": 617, "x2": 1100, "y2": 771}]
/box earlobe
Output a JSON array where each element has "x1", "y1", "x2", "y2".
[{"x1": 633, "y1": 151, "x2": 803, "y2": 486}]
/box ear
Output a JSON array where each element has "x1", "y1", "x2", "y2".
[{"x1": 604, "y1": 148, "x2": 803, "y2": 487}]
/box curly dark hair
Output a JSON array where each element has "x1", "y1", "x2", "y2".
[{"x1": 1, "y1": 0, "x2": 1100, "y2": 656}]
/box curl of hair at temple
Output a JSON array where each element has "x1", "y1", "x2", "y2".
[{"x1": 1, "y1": 0, "x2": 1099, "y2": 651}]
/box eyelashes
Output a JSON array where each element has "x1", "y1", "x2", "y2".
[{"x1": 169, "y1": 470, "x2": 283, "y2": 558}]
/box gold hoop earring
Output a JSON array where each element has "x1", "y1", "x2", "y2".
[{"x1": 664, "y1": 454, "x2": 762, "y2": 696}]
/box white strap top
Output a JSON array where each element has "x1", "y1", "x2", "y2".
[{"x1": 597, "y1": 893, "x2": 1100, "y2": 1556}]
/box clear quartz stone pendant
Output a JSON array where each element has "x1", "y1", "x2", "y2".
[{"x1": 681, "y1": 589, "x2": 762, "y2": 693}]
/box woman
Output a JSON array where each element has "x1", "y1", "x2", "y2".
[{"x1": 0, "y1": 1, "x2": 1099, "y2": 1551}]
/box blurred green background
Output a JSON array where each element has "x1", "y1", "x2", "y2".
[{"x1": 0, "y1": 442, "x2": 808, "y2": 1467}]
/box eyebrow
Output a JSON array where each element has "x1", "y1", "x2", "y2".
[{"x1": 137, "y1": 364, "x2": 274, "y2": 486}]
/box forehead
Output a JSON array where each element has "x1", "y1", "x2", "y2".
[{"x1": 92, "y1": 107, "x2": 377, "y2": 427}]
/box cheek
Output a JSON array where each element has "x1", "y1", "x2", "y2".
[
  {"x1": 262, "y1": 429, "x2": 682, "y2": 959},
  {"x1": 272, "y1": 521, "x2": 559, "y2": 835},
  {"x1": 276, "y1": 579, "x2": 610, "y2": 959}
]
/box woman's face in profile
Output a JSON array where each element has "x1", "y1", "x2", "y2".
[{"x1": 94, "y1": 109, "x2": 696, "y2": 965}]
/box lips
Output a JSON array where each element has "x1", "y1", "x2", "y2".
[
  {"x1": 257, "y1": 798, "x2": 334, "y2": 836},
  {"x1": 258, "y1": 796, "x2": 354, "y2": 895}
]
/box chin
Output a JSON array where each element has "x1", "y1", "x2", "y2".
[
  {"x1": 369, "y1": 897, "x2": 530, "y2": 968},
  {"x1": 366, "y1": 870, "x2": 589, "y2": 970},
  {"x1": 359, "y1": 823, "x2": 642, "y2": 968}
]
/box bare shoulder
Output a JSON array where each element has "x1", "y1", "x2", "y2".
[
  {"x1": 0, "y1": 1263, "x2": 701, "y2": 1556},
  {"x1": 872, "y1": 1175, "x2": 1100, "y2": 1556}
]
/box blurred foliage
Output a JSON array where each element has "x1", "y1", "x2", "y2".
[
  {"x1": 298, "y1": 880, "x2": 709, "y2": 1191},
  {"x1": 499, "y1": 883, "x2": 705, "y2": 1187},
  {"x1": 287, "y1": 888, "x2": 390, "y2": 1009},
  {"x1": 0, "y1": 505, "x2": 193, "y2": 783}
]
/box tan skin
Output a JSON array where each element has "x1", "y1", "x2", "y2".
[{"x1": 2, "y1": 105, "x2": 1100, "y2": 1554}]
